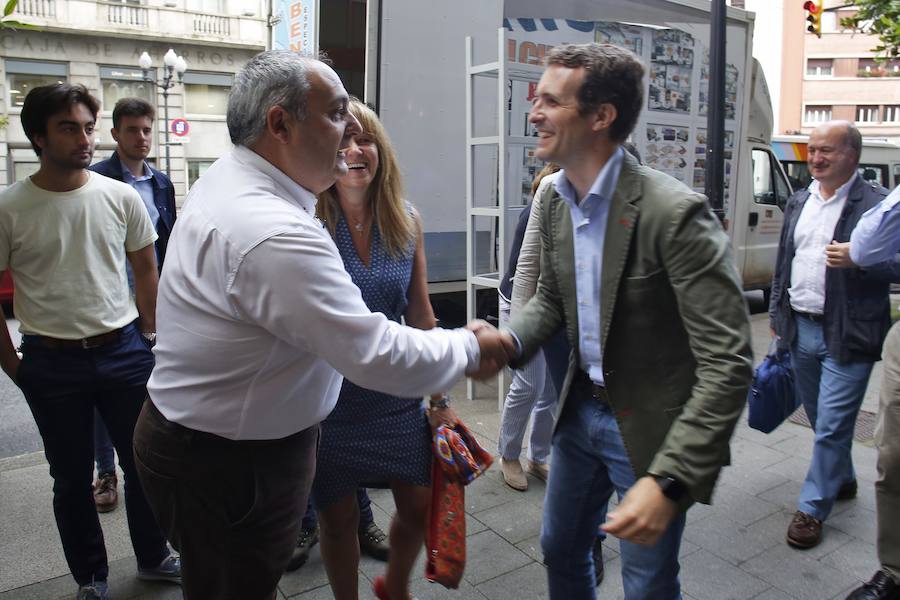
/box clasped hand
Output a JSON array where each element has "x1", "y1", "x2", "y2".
[{"x1": 464, "y1": 319, "x2": 516, "y2": 380}]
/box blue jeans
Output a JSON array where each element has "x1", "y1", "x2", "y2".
[
  {"x1": 541, "y1": 391, "x2": 685, "y2": 600},
  {"x1": 18, "y1": 323, "x2": 168, "y2": 585},
  {"x1": 792, "y1": 315, "x2": 873, "y2": 520}
]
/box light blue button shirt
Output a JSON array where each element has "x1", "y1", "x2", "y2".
[
  {"x1": 554, "y1": 147, "x2": 624, "y2": 385},
  {"x1": 850, "y1": 184, "x2": 900, "y2": 267},
  {"x1": 121, "y1": 161, "x2": 160, "y2": 230}
]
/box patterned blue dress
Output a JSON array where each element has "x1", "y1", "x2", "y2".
[{"x1": 311, "y1": 215, "x2": 433, "y2": 509}]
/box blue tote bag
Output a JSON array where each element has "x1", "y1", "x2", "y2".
[{"x1": 747, "y1": 344, "x2": 799, "y2": 433}]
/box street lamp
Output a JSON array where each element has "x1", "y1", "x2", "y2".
[{"x1": 138, "y1": 48, "x2": 188, "y2": 177}]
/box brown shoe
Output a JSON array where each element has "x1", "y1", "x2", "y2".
[
  {"x1": 786, "y1": 510, "x2": 822, "y2": 549},
  {"x1": 836, "y1": 479, "x2": 858, "y2": 501},
  {"x1": 93, "y1": 472, "x2": 118, "y2": 513}
]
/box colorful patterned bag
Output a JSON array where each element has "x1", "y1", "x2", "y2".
[
  {"x1": 432, "y1": 420, "x2": 494, "y2": 485},
  {"x1": 425, "y1": 420, "x2": 493, "y2": 588}
]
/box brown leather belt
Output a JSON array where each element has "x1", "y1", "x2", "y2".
[{"x1": 30, "y1": 327, "x2": 126, "y2": 350}]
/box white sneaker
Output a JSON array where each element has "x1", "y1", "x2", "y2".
[
  {"x1": 501, "y1": 458, "x2": 528, "y2": 491},
  {"x1": 527, "y1": 460, "x2": 550, "y2": 482}
]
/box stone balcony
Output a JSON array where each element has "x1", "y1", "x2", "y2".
[{"x1": 14, "y1": 0, "x2": 267, "y2": 49}]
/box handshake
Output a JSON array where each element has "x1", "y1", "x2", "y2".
[{"x1": 464, "y1": 320, "x2": 517, "y2": 380}]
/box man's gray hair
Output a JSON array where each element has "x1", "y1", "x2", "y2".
[{"x1": 227, "y1": 50, "x2": 314, "y2": 147}]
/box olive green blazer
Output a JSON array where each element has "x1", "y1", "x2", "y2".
[{"x1": 507, "y1": 152, "x2": 753, "y2": 509}]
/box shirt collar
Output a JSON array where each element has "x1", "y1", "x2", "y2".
[
  {"x1": 231, "y1": 145, "x2": 318, "y2": 216},
  {"x1": 554, "y1": 146, "x2": 625, "y2": 211},
  {"x1": 808, "y1": 171, "x2": 858, "y2": 202},
  {"x1": 116, "y1": 155, "x2": 153, "y2": 183}
]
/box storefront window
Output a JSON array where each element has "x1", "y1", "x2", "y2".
[
  {"x1": 100, "y1": 66, "x2": 155, "y2": 108},
  {"x1": 183, "y1": 72, "x2": 233, "y2": 115},
  {"x1": 5, "y1": 59, "x2": 68, "y2": 108}
]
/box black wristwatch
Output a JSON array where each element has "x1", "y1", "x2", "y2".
[{"x1": 652, "y1": 475, "x2": 687, "y2": 503}]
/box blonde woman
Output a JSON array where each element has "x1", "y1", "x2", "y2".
[{"x1": 313, "y1": 99, "x2": 453, "y2": 600}]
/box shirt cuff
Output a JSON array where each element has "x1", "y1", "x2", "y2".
[
  {"x1": 506, "y1": 329, "x2": 523, "y2": 358},
  {"x1": 460, "y1": 329, "x2": 481, "y2": 373}
]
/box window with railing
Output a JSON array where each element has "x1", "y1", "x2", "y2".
[
  {"x1": 806, "y1": 59, "x2": 833, "y2": 77},
  {"x1": 858, "y1": 58, "x2": 900, "y2": 77},
  {"x1": 856, "y1": 105, "x2": 880, "y2": 123},
  {"x1": 5, "y1": 59, "x2": 67, "y2": 108},
  {"x1": 804, "y1": 105, "x2": 832, "y2": 124},
  {"x1": 884, "y1": 105, "x2": 900, "y2": 123}
]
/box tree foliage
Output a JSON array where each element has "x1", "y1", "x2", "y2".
[
  {"x1": 1, "y1": 0, "x2": 39, "y2": 30},
  {"x1": 839, "y1": 0, "x2": 900, "y2": 61}
]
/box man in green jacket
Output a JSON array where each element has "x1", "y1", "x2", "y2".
[{"x1": 502, "y1": 43, "x2": 753, "y2": 599}]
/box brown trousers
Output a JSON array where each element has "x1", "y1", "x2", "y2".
[
  {"x1": 876, "y1": 321, "x2": 900, "y2": 583},
  {"x1": 133, "y1": 399, "x2": 318, "y2": 600}
]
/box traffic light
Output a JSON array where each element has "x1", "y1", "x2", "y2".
[{"x1": 804, "y1": 0, "x2": 822, "y2": 37}]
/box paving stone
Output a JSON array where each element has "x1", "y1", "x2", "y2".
[
  {"x1": 277, "y1": 546, "x2": 330, "y2": 596},
  {"x1": 683, "y1": 512, "x2": 782, "y2": 566},
  {"x1": 763, "y1": 456, "x2": 813, "y2": 482},
  {"x1": 742, "y1": 544, "x2": 860, "y2": 599},
  {"x1": 828, "y1": 506, "x2": 878, "y2": 545},
  {"x1": 680, "y1": 549, "x2": 770, "y2": 600},
  {"x1": 749, "y1": 587, "x2": 796, "y2": 600},
  {"x1": 734, "y1": 421, "x2": 802, "y2": 448},
  {"x1": 515, "y1": 535, "x2": 544, "y2": 563},
  {"x1": 461, "y1": 530, "x2": 532, "y2": 586},
  {"x1": 409, "y1": 576, "x2": 488, "y2": 600},
  {"x1": 471, "y1": 498, "x2": 543, "y2": 545},
  {"x1": 730, "y1": 436, "x2": 793, "y2": 470},
  {"x1": 705, "y1": 483, "x2": 782, "y2": 526},
  {"x1": 819, "y1": 538, "x2": 879, "y2": 583},
  {"x1": 465, "y1": 476, "x2": 519, "y2": 514},
  {"x1": 476, "y1": 562, "x2": 548, "y2": 600}
]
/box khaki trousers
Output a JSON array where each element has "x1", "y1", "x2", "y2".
[{"x1": 876, "y1": 321, "x2": 900, "y2": 582}]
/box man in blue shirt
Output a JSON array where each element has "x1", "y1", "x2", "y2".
[
  {"x1": 88, "y1": 97, "x2": 176, "y2": 513},
  {"x1": 826, "y1": 186, "x2": 900, "y2": 600},
  {"x1": 503, "y1": 43, "x2": 753, "y2": 600}
]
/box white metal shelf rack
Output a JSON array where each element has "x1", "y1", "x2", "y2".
[{"x1": 464, "y1": 28, "x2": 542, "y2": 406}]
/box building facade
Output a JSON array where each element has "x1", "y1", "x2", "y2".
[
  {"x1": 776, "y1": 0, "x2": 900, "y2": 141},
  {"x1": 0, "y1": 0, "x2": 268, "y2": 203}
]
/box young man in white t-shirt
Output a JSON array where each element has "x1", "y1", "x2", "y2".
[{"x1": 0, "y1": 83, "x2": 180, "y2": 600}]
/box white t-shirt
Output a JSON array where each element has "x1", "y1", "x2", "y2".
[
  {"x1": 148, "y1": 146, "x2": 478, "y2": 440},
  {"x1": 0, "y1": 171, "x2": 158, "y2": 338}
]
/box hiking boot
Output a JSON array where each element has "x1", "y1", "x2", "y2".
[
  {"x1": 286, "y1": 525, "x2": 319, "y2": 572},
  {"x1": 93, "y1": 472, "x2": 118, "y2": 513},
  {"x1": 359, "y1": 521, "x2": 390, "y2": 562}
]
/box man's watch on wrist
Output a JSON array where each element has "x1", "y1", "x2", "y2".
[
  {"x1": 141, "y1": 332, "x2": 157, "y2": 345},
  {"x1": 652, "y1": 475, "x2": 687, "y2": 503}
]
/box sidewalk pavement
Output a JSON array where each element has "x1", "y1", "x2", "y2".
[{"x1": 0, "y1": 312, "x2": 885, "y2": 600}]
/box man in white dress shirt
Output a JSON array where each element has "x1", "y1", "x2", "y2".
[
  {"x1": 769, "y1": 121, "x2": 896, "y2": 552},
  {"x1": 132, "y1": 50, "x2": 511, "y2": 600}
]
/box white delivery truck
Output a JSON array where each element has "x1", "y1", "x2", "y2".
[{"x1": 369, "y1": 0, "x2": 791, "y2": 296}]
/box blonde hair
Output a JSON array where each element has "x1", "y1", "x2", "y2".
[{"x1": 317, "y1": 98, "x2": 414, "y2": 257}]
